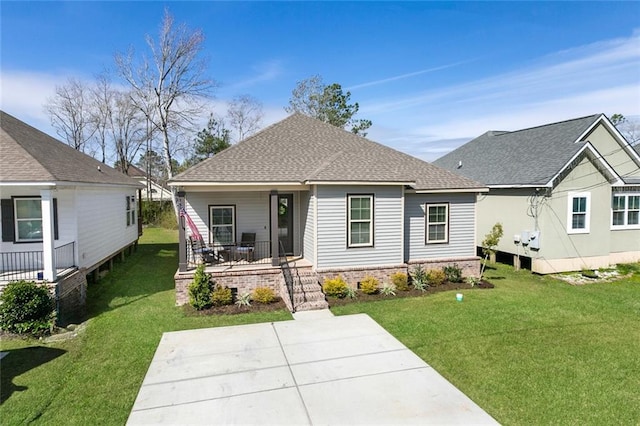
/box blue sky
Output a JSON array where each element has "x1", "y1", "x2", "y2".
[{"x1": 2, "y1": 1, "x2": 639, "y2": 162}]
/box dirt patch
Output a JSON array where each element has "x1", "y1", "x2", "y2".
[
  {"x1": 183, "y1": 297, "x2": 288, "y2": 316},
  {"x1": 327, "y1": 281, "x2": 494, "y2": 307}
]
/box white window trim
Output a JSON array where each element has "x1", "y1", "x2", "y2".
[
  {"x1": 347, "y1": 194, "x2": 373, "y2": 248},
  {"x1": 567, "y1": 192, "x2": 590, "y2": 234},
  {"x1": 14, "y1": 197, "x2": 43, "y2": 242},
  {"x1": 209, "y1": 205, "x2": 236, "y2": 245},
  {"x1": 611, "y1": 193, "x2": 640, "y2": 230},
  {"x1": 126, "y1": 195, "x2": 136, "y2": 227},
  {"x1": 426, "y1": 203, "x2": 449, "y2": 244}
]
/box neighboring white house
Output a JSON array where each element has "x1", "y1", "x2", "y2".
[
  {"x1": 169, "y1": 113, "x2": 487, "y2": 310},
  {"x1": 126, "y1": 164, "x2": 172, "y2": 202},
  {"x1": 435, "y1": 114, "x2": 640, "y2": 273},
  {"x1": 0, "y1": 110, "x2": 143, "y2": 285}
]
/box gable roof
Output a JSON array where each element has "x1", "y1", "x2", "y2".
[
  {"x1": 0, "y1": 110, "x2": 140, "y2": 187},
  {"x1": 171, "y1": 113, "x2": 484, "y2": 192},
  {"x1": 434, "y1": 115, "x2": 608, "y2": 187}
]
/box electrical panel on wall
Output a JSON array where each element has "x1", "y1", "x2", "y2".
[{"x1": 529, "y1": 231, "x2": 540, "y2": 250}]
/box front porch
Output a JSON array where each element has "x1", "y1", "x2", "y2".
[{"x1": 0, "y1": 241, "x2": 77, "y2": 285}]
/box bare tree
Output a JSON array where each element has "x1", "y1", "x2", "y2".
[
  {"x1": 611, "y1": 113, "x2": 640, "y2": 145},
  {"x1": 115, "y1": 9, "x2": 215, "y2": 211},
  {"x1": 110, "y1": 91, "x2": 146, "y2": 174},
  {"x1": 44, "y1": 77, "x2": 96, "y2": 152},
  {"x1": 90, "y1": 74, "x2": 115, "y2": 163},
  {"x1": 285, "y1": 74, "x2": 324, "y2": 118},
  {"x1": 227, "y1": 94, "x2": 264, "y2": 142}
]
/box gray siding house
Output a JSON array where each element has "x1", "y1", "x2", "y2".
[
  {"x1": 435, "y1": 114, "x2": 640, "y2": 273},
  {"x1": 1, "y1": 111, "x2": 142, "y2": 314},
  {"x1": 169, "y1": 114, "x2": 486, "y2": 310}
]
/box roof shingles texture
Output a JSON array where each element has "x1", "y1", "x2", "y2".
[
  {"x1": 172, "y1": 113, "x2": 483, "y2": 191},
  {"x1": 1, "y1": 110, "x2": 139, "y2": 186},
  {"x1": 434, "y1": 115, "x2": 602, "y2": 186}
]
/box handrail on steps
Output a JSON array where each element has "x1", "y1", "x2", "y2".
[{"x1": 278, "y1": 241, "x2": 296, "y2": 312}]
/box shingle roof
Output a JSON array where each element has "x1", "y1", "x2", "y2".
[
  {"x1": 434, "y1": 115, "x2": 603, "y2": 186},
  {"x1": 1, "y1": 110, "x2": 140, "y2": 187},
  {"x1": 171, "y1": 113, "x2": 483, "y2": 191}
]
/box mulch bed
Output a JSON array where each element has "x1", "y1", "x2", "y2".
[
  {"x1": 183, "y1": 298, "x2": 288, "y2": 316},
  {"x1": 182, "y1": 281, "x2": 495, "y2": 314},
  {"x1": 327, "y1": 281, "x2": 494, "y2": 307}
]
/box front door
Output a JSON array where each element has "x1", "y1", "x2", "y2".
[{"x1": 278, "y1": 194, "x2": 294, "y2": 255}]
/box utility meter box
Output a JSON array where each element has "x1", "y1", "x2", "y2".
[
  {"x1": 529, "y1": 231, "x2": 541, "y2": 250},
  {"x1": 521, "y1": 231, "x2": 530, "y2": 246}
]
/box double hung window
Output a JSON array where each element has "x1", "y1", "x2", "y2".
[
  {"x1": 426, "y1": 204, "x2": 449, "y2": 244},
  {"x1": 348, "y1": 195, "x2": 373, "y2": 247}
]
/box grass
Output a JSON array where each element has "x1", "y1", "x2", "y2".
[
  {"x1": 0, "y1": 228, "x2": 291, "y2": 425},
  {"x1": 2, "y1": 232, "x2": 639, "y2": 425},
  {"x1": 332, "y1": 264, "x2": 640, "y2": 425}
]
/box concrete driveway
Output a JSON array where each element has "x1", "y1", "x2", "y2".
[{"x1": 128, "y1": 311, "x2": 498, "y2": 425}]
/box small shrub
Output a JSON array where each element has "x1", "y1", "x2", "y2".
[
  {"x1": 188, "y1": 264, "x2": 214, "y2": 310},
  {"x1": 443, "y1": 264, "x2": 463, "y2": 283},
  {"x1": 359, "y1": 276, "x2": 379, "y2": 295},
  {"x1": 323, "y1": 276, "x2": 349, "y2": 298},
  {"x1": 252, "y1": 287, "x2": 276, "y2": 304},
  {"x1": 466, "y1": 276, "x2": 481, "y2": 287},
  {"x1": 380, "y1": 282, "x2": 396, "y2": 296},
  {"x1": 427, "y1": 269, "x2": 446, "y2": 287},
  {"x1": 345, "y1": 286, "x2": 357, "y2": 299},
  {"x1": 0, "y1": 280, "x2": 55, "y2": 336},
  {"x1": 410, "y1": 265, "x2": 429, "y2": 292},
  {"x1": 391, "y1": 272, "x2": 409, "y2": 291},
  {"x1": 235, "y1": 292, "x2": 252, "y2": 307},
  {"x1": 211, "y1": 285, "x2": 233, "y2": 306},
  {"x1": 617, "y1": 263, "x2": 640, "y2": 275}
]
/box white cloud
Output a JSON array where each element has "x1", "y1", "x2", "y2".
[
  {"x1": 362, "y1": 30, "x2": 640, "y2": 161},
  {"x1": 223, "y1": 60, "x2": 284, "y2": 91}
]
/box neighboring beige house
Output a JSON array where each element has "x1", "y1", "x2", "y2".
[
  {"x1": 1, "y1": 111, "x2": 142, "y2": 294},
  {"x1": 435, "y1": 114, "x2": 640, "y2": 273},
  {"x1": 169, "y1": 113, "x2": 487, "y2": 311}
]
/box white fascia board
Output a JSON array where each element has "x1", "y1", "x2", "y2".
[
  {"x1": 578, "y1": 114, "x2": 640, "y2": 166},
  {"x1": 486, "y1": 184, "x2": 550, "y2": 189},
  {"x1": 168, "y1": 181, "x2": 304, "y2": 187},
  {"x1": 177, "y1": 184, "x2": 310, "y2": 192},
  {"x1": 304, "y1": 180, "x2": 416, "y2": 186},
  {"x1": 545, "y1": 143, "x2": 623, "y2": 188},
  {"x1": 0, "y1": 181, "x2": 142, "y2": 189},
  {"x1": 411, "y1": 187, "x2": 489, "y2": 194}
]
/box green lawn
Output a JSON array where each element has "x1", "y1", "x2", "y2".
[
  {"x1": 332, "y1": 264, "x2": 640, "y2": 425},
  {"x1": 0, "y1": 228, "x2": 291, "y2": 425},
  {"x1": 2, "y1": 231, "x2": 639, "y2": 425}
]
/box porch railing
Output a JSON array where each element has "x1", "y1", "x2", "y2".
[
  {"x1": 0, "y1": 242, "x2": 77, "y2": 281},
  {"x1": 189, "y1": 240, "x2": 273, "y2": 267}
]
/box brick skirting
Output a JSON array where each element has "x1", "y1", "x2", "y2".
[{"x1": 175, "y1": 267, "x2": 284, "y2": 306}]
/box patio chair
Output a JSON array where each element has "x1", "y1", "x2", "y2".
[
  {"x1": 189, "y1": 235, "x2": 215, "y2": 264},
  {"x1": 234, "y1": 233, "x2": 256, "y2": 262}
]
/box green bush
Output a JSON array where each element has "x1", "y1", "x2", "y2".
[
  {"x1": 443, "y1": 264, "x2": 463, "y2": 283},
  {"x1": 323, "y1": 276, "x2": 349, "y2": 298},
  {"x1": 252, "y1": 287, "x2": 276, "y2": 304},
  {"x1": 0, "y1": 280, "x2": 55, "y2": 336},
  {"x1": 359, "y1": 276, "x2": 379, "y2": 295},
  {"x1": 380, "y1": 283, "x2": 396, "y2": 296},
  {"x1": 427, "y1": 269, "x2": 446, "y2": 286},
  {"x1": 410, "y1": 265, "x2": 429, "y2": 291},
  {"x1": 391, "y1": 272, "x2": 409, "y2": 291},
  {"x1": 211, "y1": 285, "x2": 233, "y2": 306},
  {"x1": 157, "y1": 207, "x2": 178, "y2": 230},
  {"x1": 188, "y1": 264, "x2": 213, "y2": 310}
]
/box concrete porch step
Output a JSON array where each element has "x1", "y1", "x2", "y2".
[{"x1": 295, "y1": 299, "x2": 329, "y2": 311}]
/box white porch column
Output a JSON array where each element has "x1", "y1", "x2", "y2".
[{"x1": 40, "y1": 189, "x2": 57, "y2": 282}]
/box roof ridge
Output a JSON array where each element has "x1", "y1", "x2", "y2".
[{"x1": 493, "y1": 114, "x2": 601, "y2": 136}]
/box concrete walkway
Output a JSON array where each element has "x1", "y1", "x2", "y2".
[{"x1": 128, "y1": 313, "x2": 498, "y2": 425}]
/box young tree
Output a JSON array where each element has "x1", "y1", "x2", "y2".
[
  {"x1": 285, "y1": 74, "x2": 372, "y2": 136},
  {"x1": 90, "y1": 74, "x2": 114, "y2": 163},
  {"x1": 226, "y1": 94, "x2": 264, "y2": 142},
  {"x1": 480, "y1": 223, "x2": 504, "y2": 279},
  {"x1": 110, "y1": 91, "x2": 146, "y2": 174},
  {"x1": 115, "y1": 9, "x2": 216, "y2": 213},
  {"x1": 44, "y1": 77, "x2": 96, "y2": 152}
]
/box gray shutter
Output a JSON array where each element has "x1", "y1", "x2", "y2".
[
  {"x1": 53, "y1": 198, "x2": 59, "y2": 240},
  {"x1": 1, "y1": 199, "x2": 15, "y2": 242}
]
